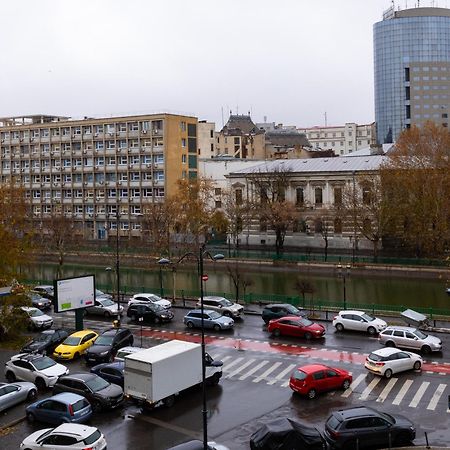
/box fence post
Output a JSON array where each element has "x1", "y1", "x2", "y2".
[{"x1": 182, "y1": 290, "x2": 185, "y2": 308}]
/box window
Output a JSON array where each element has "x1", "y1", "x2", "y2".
[
  {"x1": 214, "y1": 188, "x2": 221, "y2": 196},
  {"x1": 181, "y1": 138, "x2": 186, "y2": 148},
  {"x1": 362, "y1": 185, "x2": 372, "y2": 205},
  {"x1": 314, "y1": 187, "x2": 322, "y2": 205},
  {"x1": 334, "y1": 218, "x2": 342, "y2": 234},
  {"x1": 235, "y1": 188, "x2": 243, "y2": 205},
  {"x1": 181, "y1": 154, "x2": 187, "y2": 163},
  {"x1": 334, "y1": 187, "x2": 342, "y2": 205},
  {"x1": 259, "y1": 218, "x2": 267, "y2": 232}
]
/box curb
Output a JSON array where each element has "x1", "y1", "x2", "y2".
[{"x1": 0, "y1": 414, "x2": 26, "y2": 432}]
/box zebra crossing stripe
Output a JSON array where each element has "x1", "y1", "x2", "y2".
[
  {"x1": 392, "y1": 379, "x2": 414, "y2": 405},
  {"x1": 222, "y1": 357, "x2": 244, "y2": 372},
  {"x1": 225, "y1": 359, "x2": 256, "y2": 379},
  {"x1": 359, "y1": 377, "x2": 382, "y2": 400},
  {"x1": 239, "y1": 360, "x2": 270, "y2": 381},
  {"x1": 376, "y1": 378, "x2": 398, "y2": 403},
  {"x1": 427, "y1": 384, "x2": 446, "y2": 411},
  {"x1": 253, "y1": 362, "x2": 283, "y2": 383},
  {"x1": 409, "y1": 381, "x2": 430, "y2": 408},
  {"x1": 342, "y1": 374, "x2": 365, "y2": 398},
  {"x1": 268, "y1": 364, "x2": 296, "y2": 386}
]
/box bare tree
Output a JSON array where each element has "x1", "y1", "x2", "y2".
[
  {"x1": 226, "y1": 261, "x2": 253, "y2": 303},
  {"x1": 295, "y1": 277, "x2": 315, "y2": 309}
]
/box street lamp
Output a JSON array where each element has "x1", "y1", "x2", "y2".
[
  {"x1": 337, "y1": 263, "x2": 351, "y2": 310},
  {"x1": 158, "y1": 257, "x2": 170, "y2": 298},
  {"x1": 106, "y1": 207, "x2": 121, "y2": 325},
  {"x1": 159, "y1": 246, "x2": 224, "y2": 450}
]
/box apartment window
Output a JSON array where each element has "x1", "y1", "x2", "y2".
[
  {"x1": 32, "y1": 190, "x2": 41, "y2": 199},
  {"x1": 362, "y1": 185, "x2": 372, "y2": 205},
  {"x1": 83, "y1": 126, "x2": 92, "y2": 135},
  {"x1": 95, "y1": 157, "x2": 105, "y2": 166},
  {"x1": 107, "y1": 157, "x2": 116, "y2": 165},
  {"x1": 259, "y1": 218, "x2": 267, "y2": 232},
  {"x1": 95, "y1": 125, "x2": 104, "y2": 134},
  {"x1": 181, "y1": 138, "x2": 186, "y2": 148},
  {"x1": 73, "y1": 127, "x2": 81, "y2": 135},
  {"x1": 314, "y1": 187, "x2": 323, "y2": 205},
  {"x1": 95, "y1": 141, "x2": 104, "y2": 150},
  {"x1": 107, "y1": 124, "x2": 115, "y2": 134},
  {"x1": 130, "y1": 140, "x2": 139, "y2": 148},
  {"x1": 118, "y1": 123, "x2": 127, "y2": 132},
  {"x1": 129, "y1": 122, "x2": 139, "y2": 131},
  {"x1": 215, "y1": 201, "x2": 222, "y2": 208},
  {"x1": 119, "y1": 173, "x2": 128, "y2": 182},
  {"x1": 334, "y1": 218, "x2": 343, "y2": 234},
  {"x1": 106, "y1": 140, "x2": 115, "y2": 150},
  {"x1": 119, "y1": 188, "x2": 128, "y2": 198},
  {"x1": 334, "y1": 187, "x2": 342, "y2": 205},
  {"x1": 180, "y1": 121, "x2": 186, "y2": 132},
  {"x1": 119, "y1": 140, "x2": 127, "y2": 149},
  {"x1": 119, "y1": 156, "x2": 128, "y2": 165}
]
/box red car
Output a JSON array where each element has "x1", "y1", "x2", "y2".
[
  {"x1": 289, "y1": 364, "x2": 352, "y2": 399},
  {"x1": 267, "y1": 316, "x2": 325, "y2": 340}
]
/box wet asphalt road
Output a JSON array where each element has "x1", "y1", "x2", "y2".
[{"x1": 1, "y1": 308, "x2": 450, "y2": 449}]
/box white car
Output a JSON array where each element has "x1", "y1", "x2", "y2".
[
  {"x1": 114, "y1": 346, "x2": 146, "y2": 362},
  {"x1": 365, "y1": 347, "x2": 422, "y2": 378},
  {"x1": 5, "y1": 353, "x2": 69, "y2": 390},
  {"x1": 21, "y1": 307, "x2": 53, "y2": 331},
  {"x1": 20, "y1": 423, "x2": 107, "y2": 450},
  {"x1": 332, "y1": 310, "x2": 387, "y2": 335},
  {"x1": 96, "y1": 289, "x2": 112, "y2": 300},
  {"x1": 128, "y1": 293, "x2": 172, "y2": 310},
  {"x1": 196, "y1": 296, "x2": 244, "y2": 319}
]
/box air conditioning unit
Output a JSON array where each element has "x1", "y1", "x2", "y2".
[
  {"x1": 30, "y1": 138, "x2": 34, "y2": 141},
  {"x1": 118, "y1": 181, "x2": 122, "y2": 185},
  {"x1": 117, "y1": 148, "x2": 121, "y2": 152},
  {"x1": 1, "y1": 139, "x2": 4, "y2": 143},
  {"x1": 83, "y1": 182, "x2": 88, "y2": 186},
  {"x1": 88, "y1": 213, "x2": 93, "y2": 217},
  {"x1": 146, "y1": 164, "x2": 151, "y2": 168},
  {"x1": 41, "y1": 182, "x2": 45, "y2": 186},
  {"x1": 130, "y1": 197, "x2": 134, "y2": 202},
  {"x1": 94, "y1": 133, "x2": 98, "y2": 137},
  {"x1": 83, "y1": 150, "x2": 87, "y2": 154},
  {"x1": 142, "y1": 130, "x2": 147, "y2": 134},
  {"x1": 128, "y1": 148, "x2": 132, "y2": 153},
  {"x1": 100, "y1": 180, "x2": 104, "y2": 185},
  {"x1": 105, "y1": 181, "x2": 109, "y2": 185},
  {"x1": 21, "y1": 168, "x2": 25, "y2": 172},
  {"x1": 154, "y1": 129, "x2": 159, "y2": 134},
  {"x1": 50, "y1": 151, "x2": 54, "y2": 155},
  {"x1": 62, "y1": 182, "x2": 65, "y2": 186},
  {"x1": 20, "y1": 138, "x2": 23, "y2": 142},
  {"x1": 129, "y1": 164, "x2": 133, "y2": 169}
]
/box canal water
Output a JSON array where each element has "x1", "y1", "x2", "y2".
[{"x1": 22, "y1": 261, "x2": 449, "y2": 311}]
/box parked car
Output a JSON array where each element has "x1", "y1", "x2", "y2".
[
  {"x1": 323, "y1": 406, "x2": 415, "y2": 449},
  {"x1": 90, "y1": 362, "x2": 124, "y2": 387},
  {"x1": 52, "y1": 373, "x2": 124, "y2": 412},
  {"x1": 268, "y1": 316, "x2": 325, "y2": 340},
  {"x1": 114, "y1": 346, "x2": 146, "y2": 362},
  {"x1": 365, "y1": 347, "x2": 422, "y2": 378},
  {"x1": 196, "y1": 296, "x2": 244, "y2": 319},
  {"x1": 379, "y1": 326, "x2": 442, "y2": 354},
  {"x1": 84, "y1": 328, "x2": 133, "y2": 365},
  {"x1": 28, "y1": 292, "x2": 52, "y2": 311},
  {"x1": 21, "y1": 306, "x2": 53, "y2": 331},
  {"x1": 289, "y1": 364, "x2": 352, "y2": 399},
  {"x1": 5, "y1": 353, "x2": 69, "y2": 390},
  {"x1": 128, "y1": 293, "x2": 172, "y2": 309},
  {"x1": 262, "y1": 303, "x2": 307, "y2": 324},
  {"x1": 84, "y1": 297, "x2": 123, "y2": 318},
  {"x1": 20, "y1": 423, "x2": 107, "y2": 450},
  {"x1": 26, "y1": 392, "x2": 92, "y2": 425},
  {"x1": 96, "y1": 289, "x2": 112, "y2": 300},
  {"x1": 127, "y1": 303, "x2": 174, "y2": 324},
  {"x1": 184, "y1": 309, "x2": 234, "y2": 331},
  {"x1": 168, "y1": 440, "x2": 229, "y2": 450},
  {"x1": 53, "y1": 330, "x2": 98, "y2": 361},
  {"x1": 332, "y1": 310, "x2": 387, "y2": 335},
  {"x1": 21, "y1": 329, "x2": 70, "y2": 355},
  {"x1": 0, "y1": 381, "x2": 37, "y2": 412},
  {"x1": 33, "y1": 285, "x2": 55, "y2": 301}
]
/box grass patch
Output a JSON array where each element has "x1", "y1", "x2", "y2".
[{"x1": 0, "y1": 335, "x2": 30, "y2": 351}]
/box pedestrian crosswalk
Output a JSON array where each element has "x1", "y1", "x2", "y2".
[{"x1": 211, "y1": 351, "x2": 450, "y2": 412}]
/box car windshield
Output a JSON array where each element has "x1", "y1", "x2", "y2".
[
  {"x1": 298, "y1": 318, "x2": 313, "y2": 326},
  {"x1": 413, "y1": 329, "x2": 427, "y2": 339},
  {"x1": 63, "y1": 336, "x2": 81, "y2": 346},
  {"x1": 379, "y1": 411, "x2": 395, "y2": 425},
  {"x1": 219, "y1": 299, "x2": 233, "y2": 307},
  {"x1": 285, "y1": 305, "x2": 299, "y2": 314},
  {"x1": 149, "y1": 303, "x2": 164, "y2": 312},
  {"x1": 86, "y1": 376, "x2": 110, "y2": 392},
  {"x1": 361, "y1": 313, "x2": 375, "y2": 322},
  {"x1": 34, "y1": 334, "x2": 52, "y2": 343},
  {"x1": 95, "y1": 336, "x2": 114, "y2": 346},
  {"x1": 99, "y1": 299, "x2": 115, "y2": 307},
  {"x1": 84, "y1": 430, "x2": 101, "y2": 445},
  {"x1": 96, "y1": 290, "x2": 106, "y2": 296},
  {"x1": 29, "y1": 309, "x2": 44, "y2": 317},
  {"x1": 292, "y1": 369, "x2": 307, "y2": 380},
  {"x1": 30, "y1": 293, "x2": 42, "y2": 301},
  {"x1": 32, "y1": 356, "x2": 57, "y2": 370},
  {"x1": 209, "y1": 311, "x2": 222, "y2": 319}
]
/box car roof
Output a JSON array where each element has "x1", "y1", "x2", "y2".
[
  {"x1": 34, "y1": 285, "x2": 53, "y2": 290},
  {"x1": 49, "y1": 392, "x2": 87, "y2": 404},
  {"x1": 52, "y1": 423, "x2": 99, "y2": 438},
  {"x1": 333, "y1": 406, "x2": 377, "y2": 420},
  {"x1": 202, "y1": 296, "x2": 228, "y2": 301},
  {"x1": 296, "y1": 364, "x2": 332, "y2": 373},
  {"x1": 118, "y1": 346, "x2": 144, "y2": 353},
  {"x1": 68, "y1": 330, "x2": 97, "y2": 338},
  {"x1": 21, "y1": 306, "x2": 38, "y2": 312},
  {"x1": 100, "y1": 328, "x2": 128, "y2": 336},
  {"x1": 265, "y1": 303, "x2": 296, "y2": 309},
  {"x1": 339, "y1": 310, "x2": 366, "y2": 315},
  {"x1": 383, "y1": 326, "x2": 416, "y2": 332},
  {"x1": 94, "y1": 361, "x2": 124, "y2": 370},
  {"x1": 60, "y1": 372, "x2": 97, "y2": 382},
  {"x1": 186, "y1": 309, "x2": 217, "y2": 315},
  {"x1": 13, "y1": 352, "x2": 47, "y2": 361},
  {"x1": 276, "y1": 315, "x2": 306, "y2": 321},
  {"x1": 370, "y1": 347, "x2": 403, "y2": 357},
  {"x1": 133, "y1": 293, "x2": 159, "y2": 297}
]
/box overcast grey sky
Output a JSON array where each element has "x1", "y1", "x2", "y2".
[{"x1": 0, "y1": 0, "x2": 440, "y2": 128}]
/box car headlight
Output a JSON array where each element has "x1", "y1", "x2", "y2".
[{"x1": 99, "y1": 351, "x2": 109, "y2": 356}]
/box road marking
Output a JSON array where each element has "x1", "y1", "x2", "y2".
[
  {"x1": 409, "y1": 381, "x2": 430, "y2": 408},
  {"x1": 359, "y1": 377, "x2": 382, "y2": 400},
  {"x1": 225, "y1": 359, "x2": 256, "y2": 379},
  {"x1": 239, "y1": 360, "x2": 270, "y2": 381},
  {"x1": 268, "y1": 364, "x2": 296, "y2": 386},
  {"x1": 392, "y1": 379, "x2": 414, "y2": 405},
  {"x1": 376, "y1": 378, "x2": 398, "y2": 403},
  {"x1": 222, "y1": 357, "x2": 244, "y2": 372},
  {"x1": 427, "y1": 384, "x2": 446, "y2": 411},
  {"x1": 342, "y1": 373, "x2": 365, "y2": 398},
  {"x1": 253, "y1": 362, "x2": 282, "y2": 383}
]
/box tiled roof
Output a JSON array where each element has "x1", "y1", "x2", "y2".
[
  {"x1": 265, "y1": 131, "x2": 310, "y2": 147},
  {"x1": 222, "y1": 115, "x2": 264, "y2": 134}
]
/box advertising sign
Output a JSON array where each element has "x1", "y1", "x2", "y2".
[{"x1": 53, "y1": 275, "x2": 95, "y2": 313}]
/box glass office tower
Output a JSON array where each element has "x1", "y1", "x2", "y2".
[{"x1": 374, "y1": 7, "x2": 450, "y2": 144}]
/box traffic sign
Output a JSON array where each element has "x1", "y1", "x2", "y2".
[{"x1": 201, "y1": 274, "x2": 209, "y2": 281}]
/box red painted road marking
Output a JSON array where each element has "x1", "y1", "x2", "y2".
[{"x1": 141, "y1": 329, "x2": 450, "y2": 375}]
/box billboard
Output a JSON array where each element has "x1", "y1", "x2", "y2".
[{"x1": 53, "y1": 275, "x2": 95, "y2": 313}]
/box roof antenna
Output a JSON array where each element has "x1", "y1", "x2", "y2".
[
  {"x1": 221, "y1": 107, "x2": 224, "y2": 128},
  {"x1": 324, "y1": 111, "x2": 328, "y2": 127}
]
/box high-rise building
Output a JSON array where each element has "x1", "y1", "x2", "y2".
[
  {"x1": 374, "y1": 6, "x2": 450, "y2": 144},
  {"x1": 0, "y1": 113, "x2": 197, "y2": 240}
]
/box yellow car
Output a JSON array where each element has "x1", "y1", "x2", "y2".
[{"x1": 53, "y1": 330, "x2": 98, "y2": 360}]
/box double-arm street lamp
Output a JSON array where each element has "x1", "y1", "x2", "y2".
[
  {"x1": 158, "y1": 246, "x2": 224, "y2": 450},
  {"x1": 106, "y1": 208, "x2": 121, "y2": 325},
  {"x1": 337, "y1": 262, "x2": 351, "y2": 310}
]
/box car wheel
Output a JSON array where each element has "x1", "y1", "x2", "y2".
[
  {"x1": 304, "y1": 332, "x2": 312, "y2": 340},
  {"x1": 104, "y1": 311, "x2": 111, "y2": 318},
  {"x1": 5, "y1": 371, "x2": 16, "y2": 383},
  {"x1": 129, "y1": 337, "x2": 134, "y2": 346},
  {"x1": 272, "y1": 328, "x2": 281, "y2": 337},
  {"x1": 223, "y1": 311, "x2": 231, "y2": 317},
  {"x1": 27, "y1": 389, "x2": 38, "y2": 401},
  {"x1": 335, "y1": 323, "x2": 344, "y2": 332},
  {"x1": 35, "y1": 378, "x2": 46, "y2": 391},
  {"x1": 213, "y1": 324, "x2": 221, "y2": 332},
  {"x1": 187, "y1": 321, "x2": 194, "y2": 329},
  {"x1": 307, "y1": 389, "x2": 317, "y2": 399},
  {"x1": 26, "y1": 412, "x2": 35, "y2": 423},
  {"x1": 92, "y1": 400, "x2": 103, "y2": 413},
  {"x1": 394, "y1": 432, "x2": 412, "y2": 446},
  {"x1": 385, "y1": 340, "x2": 396, "y2": 348},
  {"x1": 367, "y1": 326, "x2": 376, "y2": 335},
  {"x1": 421, "y1": 345, "x2": 432, "y2": 355},
  {"x1": 384, "y1": 368, "x2": 393, "y2": 379},
  {"x1": 154, "y1": 317, "x2": 161, "y2": 325},
  {"x1": 342, "y1": 379, "x2": 351, "y2": 390},
  {"x1": 108, "y1": 353, "x2": 114, "y2": 363},
  {"x1": 413, "y1": 361, "x2": 422, "y2": 370}
]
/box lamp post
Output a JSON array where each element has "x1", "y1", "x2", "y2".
[
  {"x1": 157, "y1": 257, "x2": 171, "y2": 300},
  {"x1": 107, "y1": 207, "x2": 121, "y2": 325},
  {"x1": 159, "y1": 246, "x2": 224, "y2": 450},
  {"x1": 337, "y1": 263, "x2": 351, "y2": 310}
]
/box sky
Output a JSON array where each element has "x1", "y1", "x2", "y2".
[{"x1": 0, "y1": 0, "x2": 443, "y2": 129}]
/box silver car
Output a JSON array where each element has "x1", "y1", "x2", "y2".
[
  {"x1": 21, "y1": 307, "x2": 53, "y2": 331},
  {"x1": 0, "y1": 382, "x2": 37, "y2": 412},
  {"x1": 85, "y1": 297, "x2": 123, "y2": 318},
  {"x1": 379, "y1": 326, "x2": 442, "y2": 354}
]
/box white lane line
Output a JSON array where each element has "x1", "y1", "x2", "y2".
[
  {"x1": 342, "y1": 373, "x2": 365, "y2": 398},
  {"x1": 253, "y1": 362, "x2": 283, "y2": 383},
  {"x1": 376, "y1": 378, "x2": 398, "y2": 403},
  {"x1": 409, "y1": 381, "x2": 430, "y2": 408},
  {"x1": 427, "y1": 384, "x2": 446, "y2": 411},
  {"x1": 239, "y1": 360, "x2": 270, "y2": 381},
  {"x1": 268, "y1": 364, "x2": 296, "y2": 386},
  {"x1": 222, "y1": 357, "x2": 244, "y2": 372},
  {"x1": 224, "y1": 359, "x2": 256, "y2": 379},
  {"x1": 392, "y1": 379, "x2": 414, "y2": 405},
  {"x1": 359, "y1": 377, "x2": 382, "y2": 400}
]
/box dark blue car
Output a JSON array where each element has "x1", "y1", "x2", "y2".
[
  {"x1": 26, "y1": 392, "x2": 92, "y2": 424},
  {"x1": 90, "y1": 361, "x2": 124, "y2": 388}
]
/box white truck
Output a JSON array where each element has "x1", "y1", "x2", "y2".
[{"x1": 124, "y1": 340, "x2": 223, "y2": 409}]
